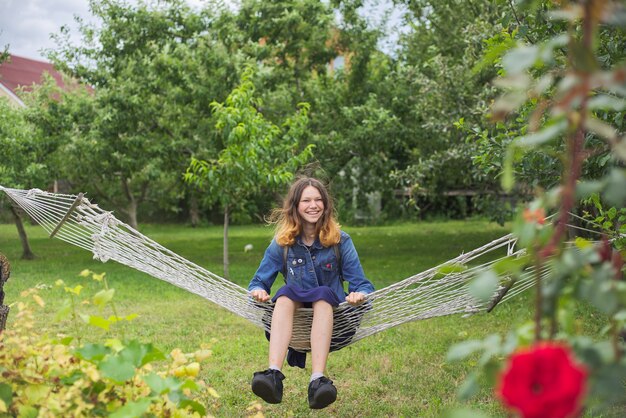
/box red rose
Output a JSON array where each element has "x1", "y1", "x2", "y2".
[{"x1": 496, "y1": 343, "x2": 587, "y2": 418}]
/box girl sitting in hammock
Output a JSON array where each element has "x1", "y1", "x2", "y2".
[{"x1": 248, "y1": 177, "x2": 374, "y2": 410}]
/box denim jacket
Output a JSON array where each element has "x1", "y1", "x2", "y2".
[{"x1": 248, "y1": 231, "x2": 374, "y2": 302}]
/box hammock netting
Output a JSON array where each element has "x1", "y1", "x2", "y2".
[{"x1": 1, "y1": 186, "x2": 547, "y2": 352}]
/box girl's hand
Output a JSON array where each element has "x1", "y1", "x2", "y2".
[
  {"x1": 250, "y1": 289, "x2": 270, "y2": 303},
  {"x1": 346, "y1": 291, "x2": 366, "y2": 306}
]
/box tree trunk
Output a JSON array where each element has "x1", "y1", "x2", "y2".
[
  {"x1": 127, "y1": 200, "x2": 139, "y2": 231},
  {"x1": 121, "y1": 178, "x2": 140, "y2": 230},
  {"x1": 223, "y1": 205, "x2": 230, "y2": 280},
  {"x1": 10, "y1": 205, "x2": 35, "y2": 260},
  {"x1": 190, "y1": 195, "x2": 200, "y2": 228}
]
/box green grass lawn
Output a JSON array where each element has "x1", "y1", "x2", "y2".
[{"x1": 0, "y1": 220, "x2": 599, "y2": 417}]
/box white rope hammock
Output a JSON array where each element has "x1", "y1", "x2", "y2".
[{"x1": 1, "y1": 186, "x2": 545, "y2": 352}]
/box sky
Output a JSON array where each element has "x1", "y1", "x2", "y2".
[
  {"x1": 0, "y1": 0, "x2": 407, "y2": 62},
  {"x1": 0, "y1": 0, "x2": 205, "y2": 61},
  {"x1": 1, "y1": 0, "x2": 97, "y2": 61}
]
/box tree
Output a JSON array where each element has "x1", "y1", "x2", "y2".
[
  {"x1": 236, "y1": 0, "x2": 338, "y2": 100},
  {"x1": 462, "y1": 0, "x2": 626, "y2": 222},
  {"x1": 48, "y1": 0, "x2": 240, "y2": 229},
  {"x1": 385, "y1": 0, "x2": 506, "y2": 216},
  {"x1": 185, "y1": 67, "x2": 314, "y2": 279},
  {"x1": 0, "y1": 94, "x2": 54, "y2": 259}
]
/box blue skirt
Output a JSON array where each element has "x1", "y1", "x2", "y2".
[{"x1": 271, "y1": 283, "x2": 341, "y2": 307}]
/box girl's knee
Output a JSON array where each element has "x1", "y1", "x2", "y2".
[
  {"x1": 312, "y1": 299, "x2": 333, "y2": 311},
  {"x1": 275, "y1": 296, "x2": 301, "y2": 309}
]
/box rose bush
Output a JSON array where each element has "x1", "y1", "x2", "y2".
[{"x1": 446, "y1": 1, "x2": 626, "y2": 417}]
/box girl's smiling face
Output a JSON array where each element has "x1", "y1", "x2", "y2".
[{"x1": 297, "y1": 185, "x2": 324, "y2": 226}]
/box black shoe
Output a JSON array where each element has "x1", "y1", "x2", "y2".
[
  {"x1": 251, "y1": 369, "x2": 285, "y2": 404},
  {"x1": 308, "y1": 376, "x2": 337, "y2": 409}
]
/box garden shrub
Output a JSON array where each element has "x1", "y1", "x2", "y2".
[{"x1": 0, "y1": 271, "x2": 218, "y2": 417}]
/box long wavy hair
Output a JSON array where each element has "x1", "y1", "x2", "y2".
[{"x1": 270, "y1": 177, "x2": 341, "y2": 247}]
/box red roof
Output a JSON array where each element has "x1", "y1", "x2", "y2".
[{"x1": 0, "y1": 54, "x2": 67, "y2": 98}]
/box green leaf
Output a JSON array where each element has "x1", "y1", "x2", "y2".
[
  {"x1": 23, "y1": 384, "x2": 49, "y2": 403},
  {"x1": 87, "y1": 315, "x2": 112, "y2": 331},
  {"x1": 179, "y1": 399, "x2": 207, "y2": 415},
  {"x1": 17, "y1": 405, "x2": 38, "y2": 418},
  {"x1": 119, "y1": 340, "x2": 150, "y2": 368},
  {"x1": 447, "y1": 340, "x2": 484, "y2": 362},
  {"x1": 588, "y1": 95, "x2": 626, "y2": 111},
  {"x1": 75, "y1": 343, "x2": 111, "y2": 361},
  {"x1": 502, "y1": 45, "x2": 539, "y2": 75},
  {"x1": 479, "y1": 334, "x2": 503, "y2": 367},
  {"x1": 501, "y1": 147, "x2": 515, "y2": 192},
  {"x1": 60, "y1": 370, "x2": 84, "y2": 386},
  {"x1": 574, "y1": 237, "x2": 593, "y2": 250},
  {"x1": 143, "y1": 373, "x2": 182, "y2": 395},
  {"x1": 0, "y1": 383, "x2": 12, "y2": 409},
  {"x1": 120, "y1": 340, "x2": 164, "y2": 367},
  {"x1": 613, "y1": 310, "x2": 626, "y2": 322},
  {"x1": 443, "y1": 408, "x2": 492, "y2": 418},
  {"x1": 109, "y1": 398, "x2": 153, "y2": 418},
  {"x1": 514, "y1": 120, "x2": 567, "y2": 148},
  {"x1": 59, "y1": 336, "x2": 74, "y2": 345},
  {"x1": 457, "y1": 372, "x2": 480, "y2": 401},
  {"x1": 548, "y1": 8, "x2": 583, "y2": 21},
  {"x1": 54, "y1": 302, "x2": 73, "y2": 321},
  {"x1": 437, "y1": 264, "x2": 468, "y2": 276},
  {"x1": 604, "y1": 169, "x2": 626, "y2": 206},
  {"x1": 576, "y1": 180, "x2": 605, "y2": 200},
  {"x1": 585, "y1": 117, "x2": 619, "y2": 142},
  {"x1": 98, "y1": 355, "x2": 136, "y2": 383},
  {"x1": 64, "y1": 285, "x2": 83, "y2": 296},
  {"x1": 492, "y1": 256, "x2": 529, "y2": 276},
  {"x1": 469, "y1": 270, "x2": 500, "y2": 302},
  {"x1": 93, "y1": 289, "x2": 115, "y2": 307},
  {"x1": 180, "y1": 379, "x2": 200, "y2": 391}
]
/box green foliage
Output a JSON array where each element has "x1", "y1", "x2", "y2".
[
  {"x1": 186, "y1": 66, "x2": 314, "y2": 214},
  {"x1": 13, "y1": 0, "x2": 624, "y2": 228},
  {"x1": 185, "y1": 66, "x2": 313, "y2": 277},
  {"x1": 447, "y1": 1, "x2": 626, "y2": 416},
  {"x1": 237, "y1": 0, "x2": 337, "y2": 92},
  {"x1": 582, "y1": 193, "x2": 626, "y2": 250},
  {"x1": 0, "y1": 96, "x2": 54, "y2": 190},
  {"x1": 45, "y1": 0, "x2": 242, "y2": 228},
  {"x1": 463, "y1": 0, "x2": 626, "y2": 223},
  {"x1": 388, "y1": 1, "x2": 506, "y2": 218},
  {"x1": 0, "y1": 271, "x2": 217, "y2": 417}
]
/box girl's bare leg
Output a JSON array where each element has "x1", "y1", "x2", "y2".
[
  {"x1": 269, "y1": 296, "x2": 302, "y2": 367},
  {"x1": 310, "y1": 300, "x2": 333, "y2": 375}
]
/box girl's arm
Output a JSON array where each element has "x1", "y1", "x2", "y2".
[
  {"x1": 340, "y1": 232, "x2": 375, "y2": 296},
  {"x1": 248, "y1": 239, "x2": 283, "y2": 300}
]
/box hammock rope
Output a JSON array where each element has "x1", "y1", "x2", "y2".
[{"x1": 1, "y1": 186, "x2": 553, "y2": 351}]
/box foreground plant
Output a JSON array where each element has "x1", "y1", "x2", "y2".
[
  {"x1": 0, "y1": 272, "x2": 219, "y2": 417},
  {"x1": 448, "y1": 1, "x2": 626, "y2": 417}
]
